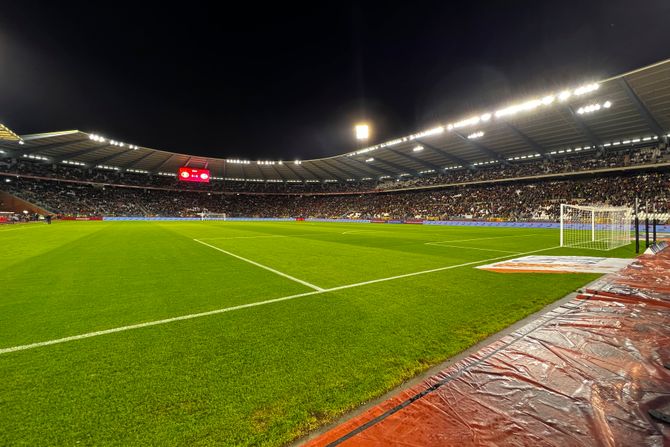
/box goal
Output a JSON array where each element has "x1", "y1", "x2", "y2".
[
  {"x1": 559, "y1": 204, "x2": 632, "y2": 250},
  {"x1": 198, "y1": 212, "x2": 227, "y2": 221}
]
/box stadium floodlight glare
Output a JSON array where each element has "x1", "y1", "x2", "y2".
[
  {"x1": 355, "y1": 124, "x2": 370, "y2": 140},
  {"x1": 541, "y1": 95, "x2": 555, "y2": 105},
  {"x1": 365, "y1": 157, "x2": 374, "y2": 162},
  {"x1": 468, "y1": 131, "x2": 484, "y2": 139},
  {"x1": 558, "y1": 90, "x2": 571, "y2": 101},
  {"x1": 577, "y1": 101, "x2": 611, "y2": 115},
  {"x1": 573, "y1": 83, "x2": 599, "y2": 96},
  {"x1": 22, "y1": 154, "x2": 49, "y2": 161},
  {"x1": 294, "y1": 160, "x2": 302, "y2": 165},
  {"x1": 452, "y1": 116, "x2": 480, "y2": 129},
  {"x1": 18, "y1": 140, "x2": 25, "y2": 145},
  {"x1": 495, "y1": 99, "x2": 542, "y2": 118},
  {"x1": 480, "y1": 113, "x2": 492, "y2": 122},
  {"x1": 413, "y1": 145, "x2": 424, "y2": 152}
]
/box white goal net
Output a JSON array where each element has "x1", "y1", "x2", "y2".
[
  {"x1": 198, "y1": 212, "x2": 227, "y2": 221},
  {"x1": 560, "y1": 204, "x2": 632, "y2": 250}
]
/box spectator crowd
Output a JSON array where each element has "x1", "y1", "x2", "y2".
[
  {"x1": 3, "y1": 172, "x2": 669, "y2": 221},
  {"x1": 1, "y1": 143, "x2": 669, "y2": 221}
]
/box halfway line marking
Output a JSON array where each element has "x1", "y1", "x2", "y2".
[
  {"x1": 0, "y1": 244, "x2": 561, "y2": 356},
  {"x1": 193, "y1": 238, "x2": 324, "y2": 291}
]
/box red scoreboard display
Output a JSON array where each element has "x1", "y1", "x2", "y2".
[{"x1": 178, "y1": 167, "x2": 210, "y2": 183}]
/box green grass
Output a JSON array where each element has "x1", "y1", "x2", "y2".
[{"x1": 0, "y1": 221, "x2": 636, "y2": 446}]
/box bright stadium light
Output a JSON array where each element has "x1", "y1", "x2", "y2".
[
  {"x1": 413, "y1": 145, "x2": 424, "y2": 152},
  {"x1": 365, "y1": 157, "x2": 374, "y2": 163},
  {"x1": 355, "y1": 124, "x2": 370, "y2": 140},
  {"x1": 558, "y1": 90, "x2": 571, "y2": 101},
  {"x1": 574, "y1": 83, "x2": 599, "y2": 96},
  {"x1": 577, "y1": 101, "x2": 611, "y2": 115}
]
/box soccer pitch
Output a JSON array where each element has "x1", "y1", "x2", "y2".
[{"x1": 0, "y1": 221, "x2": 636, "y2": 446}]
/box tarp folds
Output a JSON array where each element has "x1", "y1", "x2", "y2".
[{"x1": 305, "y1": 249, "x2": 670, "y2": 447}]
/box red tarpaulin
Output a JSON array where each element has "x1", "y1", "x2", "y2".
[{"x1": 303, "y1": 248, "x2": 670, "y2": 447}]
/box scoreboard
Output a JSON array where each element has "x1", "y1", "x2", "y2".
[{"x1": 178, "y1": 167, "x2": 210, "y2": 183}]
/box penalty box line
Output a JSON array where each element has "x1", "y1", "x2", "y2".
[
  {"x1": 425, "y1": 233, "x2": 546, "y2": 245},
  {"x1": 193, "y1": 239, "x2": 325, "y2": 291},
  {"x1": 0, "y1": 245, "x2": 561, "y2": 356}
]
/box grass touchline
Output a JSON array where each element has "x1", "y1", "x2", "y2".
[{"x1": 1, "y1": 240, "x2": 560, "y2": 356}]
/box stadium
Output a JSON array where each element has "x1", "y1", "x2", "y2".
[{"x1": 1, "y1": 4, "x2": 670, "y2": 447}]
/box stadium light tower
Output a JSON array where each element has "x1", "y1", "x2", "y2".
[{"x1": 354, "y1": 123, "x2": 370, "y2": 141}]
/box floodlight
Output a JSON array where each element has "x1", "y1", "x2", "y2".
[
  {"x1": 355, "y1": 124, "x2": 370, "y2": 140},
  {"x1": 558, "y1": 90, "x2": 571, "y2": 101}
]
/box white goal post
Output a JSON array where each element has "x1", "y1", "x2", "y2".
[
  {"x1": 559, "y1": 204, "x2": 632, "y2": 250},
  {"x1": 198, "y1": 212, "x2": 227, "y2": 221}
]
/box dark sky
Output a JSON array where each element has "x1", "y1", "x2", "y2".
[{"x1": 0, "y1": 1, "x2": 668, "y2": 160}]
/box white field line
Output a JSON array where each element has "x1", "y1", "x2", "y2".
[
  {"x1": 0, "y1": 224, "x2": 49, "y2": 232},
  {"x1": 425, "y1": 243, "x2": 522, "y2": 254},
  {"x1": 201, "y1": 234, "x2": 289, "y2": 241},
  {"x1": 322, "y1": 245, "x2": 560, "y2": 293},
  {"x1": 342, "y1": 230, "x2": 376, "y2": 235},
  {"x1": 425, "y1": 233, "x2": 545, "y2": 245},
  {"x1": 200, "y1": 233, "x2": 330, "y2": 241},
  {"x1": 0, "y1": 244, "x2": 561, "y2": 356},
  {"x1": 193, "y1": 239, "x2": 325, "y2": 291},
  {"x1": 0, "y1": 290, "x2": 321, "y2": 355}
]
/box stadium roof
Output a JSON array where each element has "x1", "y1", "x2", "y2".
[
  {"x1": 0, "y1": 123, "x2": 21, "y2": 142},
  {"x1": 2, "y1": 59, "x2": 670, "y2": 182}
]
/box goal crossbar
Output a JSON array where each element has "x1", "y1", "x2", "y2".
[
  {"x1": 559, "y1": 204, "x2": 632, "y2": 250},
  {"x1": 198, "y1": 212, "x2": 227, "y2": 221}
]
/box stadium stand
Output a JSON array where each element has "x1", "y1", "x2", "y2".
[
  {"x1": 2, "y1": 169, "x2": 669, "y2": 221},
  {"x1": 1, "y1": 59, "x2": 670, "y2": 220}
]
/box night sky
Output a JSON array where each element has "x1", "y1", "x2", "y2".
[{"x1": 0, "y1": 1, "x2": 668, "y2": 160}]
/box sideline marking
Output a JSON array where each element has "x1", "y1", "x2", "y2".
[
  {"x1": 425, "y1": 233, "x2": 544, "y2": 244},
  {"x1": 0, "y1": 224, "x2": 50, "y2": 232},
  {"x1": 201, "y1": 233, "x2": 320, "y2": 241},
  {"x1": 342, "y1": 230, "x2": 376, "y2": 235},
  {"x1": 193, "y1": 239, "x2": 325, "y2": 291},
  {"x1": 0, "y1": 245, "x2": 561, "y2": 355},
  {"x1": 0, "y1": 291, "x2": 321, "y2": 355},
  {"x1": 201, "y1": 234, "x2": 289, "y2": 241},
  {"x1": 425, "y1": 243, "x2": 522, "y2": 254}
]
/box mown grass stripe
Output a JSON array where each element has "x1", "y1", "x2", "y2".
[{"x1": 0, "y1": 245, "x2": 560, "y2": 355}]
